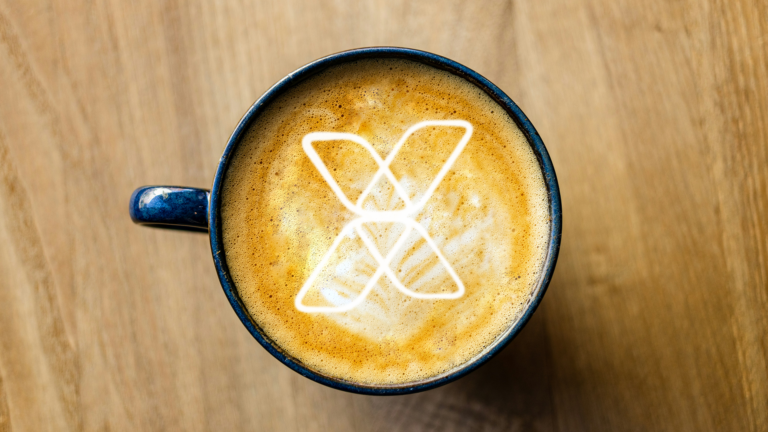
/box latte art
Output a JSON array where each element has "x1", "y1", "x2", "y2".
[
  {"x1": 221, "y1": 58, "x2": 550, "y2": 385},
  {"x1": 296, "y1": 120, "x2": 473, "y2": 313}
]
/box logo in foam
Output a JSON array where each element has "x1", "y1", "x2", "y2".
[{"x1": 295, "y1": 120, "x2": 473, "y2": 313}]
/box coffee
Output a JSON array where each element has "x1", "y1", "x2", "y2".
[{"x1": 221, "y1": 58, "x2": 550, "y2": 385}]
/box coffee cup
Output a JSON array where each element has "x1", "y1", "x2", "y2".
[{"x1": 129, "y1": 47, "x2": 561, "y2": 395}]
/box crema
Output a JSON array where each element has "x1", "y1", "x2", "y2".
[{"x1": 221, "y1": 58, "x2": 550, "y2": 385}]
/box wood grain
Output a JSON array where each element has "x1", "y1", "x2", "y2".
[{"x1": 0, "y1": 0, "x2": 766, "y2": 430}]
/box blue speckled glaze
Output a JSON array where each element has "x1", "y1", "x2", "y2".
[
  {"x1": 132, "y1": 47, "x2": 562, "y2": 395},
  {"x1": 129, "y1": 186, "x2": 209, "y2": 232}
]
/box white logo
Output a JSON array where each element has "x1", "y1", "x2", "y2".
[{"x1": 295, "y1": 120, "x2": 473, "y2": 313}]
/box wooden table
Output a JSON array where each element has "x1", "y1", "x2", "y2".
[{"x1": 1, "y1": 0, "x2": 766, "y2": 430}]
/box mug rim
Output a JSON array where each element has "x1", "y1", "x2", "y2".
[{"x1": 209, "y1": 46, "x2": 562, "y2": 395}]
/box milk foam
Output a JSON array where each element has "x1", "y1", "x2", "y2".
[
  {"x1": 220, "y1": 58, "x2": 551, "y2": 385},
  {"x1": 296, "y1": 120, "x2": 473, "y2": 313}
]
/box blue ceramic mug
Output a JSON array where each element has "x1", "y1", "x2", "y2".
[{"x1": 129, "y1": 47, "x2": 562, "y2": 395}]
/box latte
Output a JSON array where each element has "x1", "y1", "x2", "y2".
[{"x1": 221, "y1": 58, "x2": 550, "y2": 385}]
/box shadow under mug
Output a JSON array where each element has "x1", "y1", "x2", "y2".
[{"x1": 129, "y1": 47, "x2": 562, "y2": 395}]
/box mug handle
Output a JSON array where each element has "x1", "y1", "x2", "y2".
[{"x1": 129, "y1": 186, "x2": 209, "y2": 233}]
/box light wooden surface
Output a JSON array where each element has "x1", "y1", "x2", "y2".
[{"x1": 0, "y1": 0, "x2": 766, "y2": 430}]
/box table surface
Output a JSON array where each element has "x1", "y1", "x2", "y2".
[{"x1": 1, "y1": 0, "x2": 766, "y2": 430}]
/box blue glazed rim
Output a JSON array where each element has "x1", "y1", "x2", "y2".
[{"x1": 209, "y1": 47, "x2": 562, "y2": 395}]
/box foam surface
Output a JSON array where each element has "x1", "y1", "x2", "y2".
[{"x1": 221, "y1": 58, "x2": 550, "y2": 385}]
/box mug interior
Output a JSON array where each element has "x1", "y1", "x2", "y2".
[{"x1": 208, "y1": 47, "x2": 562, "y2": 395}]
